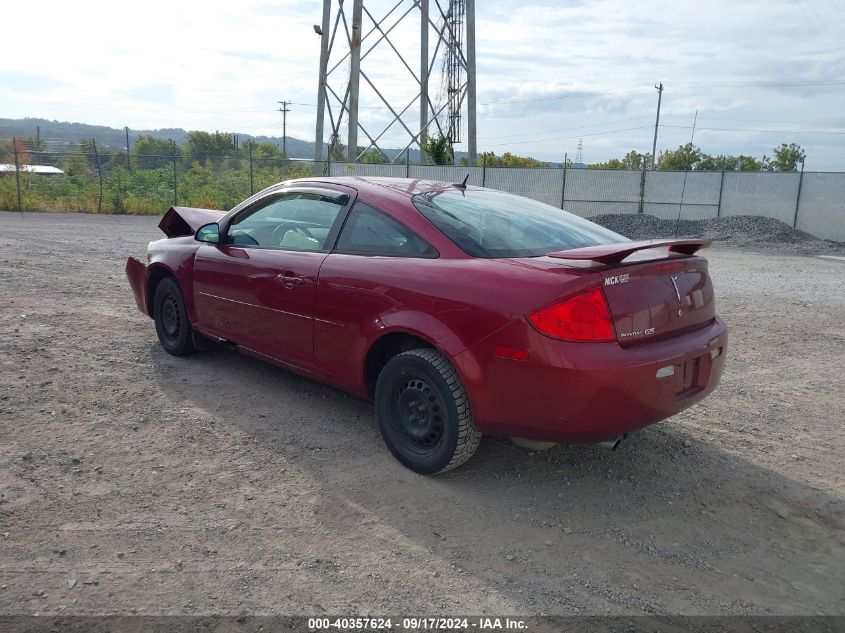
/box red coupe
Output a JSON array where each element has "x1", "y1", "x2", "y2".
[{"x1": 126, "y1": 177, "x2": 727, "y2": 474}]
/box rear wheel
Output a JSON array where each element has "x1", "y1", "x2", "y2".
[
  {"x1": 153, "y1": 277, "x2": 196, "y2": 356},
  {"x1": 375, "y1": 349, "x2": 481, "y2": 474}
]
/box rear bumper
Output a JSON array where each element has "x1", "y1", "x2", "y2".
[
  {"x1": 126, "y1": 257, "x2": 149, "y2": 316},
  {"x1": 454, "y1": 317, "x2": 728, "y2": 442}
]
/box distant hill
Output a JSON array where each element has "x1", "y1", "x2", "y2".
[{"x1": 0, "y1": 117, "x2": 469, "y2": 163}]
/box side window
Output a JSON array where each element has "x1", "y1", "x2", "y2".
[
  {"x1": 226, "y1": 193, "x2": 344, "y2": 251},
  {"x1": 336, "y1": 202, "x2": 437, "y2": 257}
]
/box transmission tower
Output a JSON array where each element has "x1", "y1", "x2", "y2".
[
  {"x1": 575, "y1": 138, "x2": 583, "y2": 164},
  {"x1": 313, "y1": 0, "x2": 477, "y2": 165},
  {"x1": 442, "y1": 0, "x2": 465, "y2": 147}
]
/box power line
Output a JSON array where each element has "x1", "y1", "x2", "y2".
[
  {"x1": 480, "y1": 125, "x2": 654, "y2": 147},
  {"x1": 479, "y1": 85, "x2": 649, "y2": 106},
  {"x1": 667, "y1": 80, "x2": 845, "y2": 87},
  {"x1": 660, "y1": 124, "x2": 845, "y2": 135},
  {"x1": 478, "y1": 115, "x2": 654, "y2": 141},
  {"x1": 662, "y1": 113, "x2": 845, "y2": 125}
]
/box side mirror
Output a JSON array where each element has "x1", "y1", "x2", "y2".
[{"x1": 195, "y1": 222, "x2": 220, "y2": 244}]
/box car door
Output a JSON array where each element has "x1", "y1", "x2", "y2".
[
  {"x1": 192, "y1": 187, "x2": 352, "y2": 369},
  {"x1": 314, "y1": 201, "x2": 439, "y2": 389}
]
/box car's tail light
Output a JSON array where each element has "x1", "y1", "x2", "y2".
[{"x1": 528, "y1": 287, "x2": 616, "y2": 342}]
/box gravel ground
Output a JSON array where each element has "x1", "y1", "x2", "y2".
[
  {"x1": 0, "y1": 211, "x2": 843, "y2": 617},
  {"x1": 592, "y1": 214, "x2": 845, "y2": 255}
]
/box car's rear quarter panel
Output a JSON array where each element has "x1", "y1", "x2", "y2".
[{"x1": 313, "y1": 252, "x2": 598, "y2": 396}]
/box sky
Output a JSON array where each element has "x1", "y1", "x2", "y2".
[{"x1": 2, "y1": 0, "x2": 844, "y2": 169}]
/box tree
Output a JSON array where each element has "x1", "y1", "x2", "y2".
[
  {"x1": 422, "y1": 133, "x2": 453, "y2": 165},
  {"x1": 243, "y1": 140, "x2": 285, "y2": 162},
  {"x1": 657, "y1": 143, "x2": 705, "y2": 171},
  {"x1": 328, "y1": 135, "x2": 346, "y2": 162},
  {"x1": 697, "y1": 154, "x2": 762, "y2": 171},
  {"x1": 479, "y1": 151, "x2": 549, "y2": 168},
  {"x1": 589, "y1": 150, "x2": 652, "y2": 170},
  {"x1": 183, "y1": 131, "x2": 237, "y2": 164},
  {"x1": 59, "y1": 152, "x2": 91, "y2": 185},
  {"x1": 0, "y1": 138, "x2": 31, "y2": 164},
  {"x1": 620, "y1": 150, "x2": 651, "y2": 170},
  {"x1": 134, "y1": 135, "x2": 176, "y2": 169},
  {"x1": 765, "y1": 143, "x2": 806, "y2": 172},
  {"x1": 360, "y1": 148, "x2": 389, "y2": 164},
  {"x1": 588, "y1": 158, "x2": 624, "y2": 169}
]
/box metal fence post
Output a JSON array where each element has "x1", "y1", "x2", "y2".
[
  {"x1": 406, "y1": 149, "x2": 410, "y2": 178},
  {"x1": 482, "y1": 156, "x2": 487, "y2": 188},
  {"x1": 638, "y1": 169, "x2": 646, "y2": 214},
  {"x1": 716, "y1": 169, "x2": 725, "y2": 218},
  {"x1": 92, "y1": 138, "x2": 103, "y2": 213},
  {"x1": 793, "y1": 158, "x2": 805, "y2": 228},
  {"x1": 13, "y1": 137, "x2": 23, "y2": 212},
  {"x1": 559, "y1": 153, "x2": 567, "y2": 209},
  {"x1": 172, "y1": 141, "x2": 178, "y2": 206},
  {"x1": 125, "y1": 126, "x2": 131, "y2": 171},
  {"x1": 248, "y1": 142, "x2": 254, "y2": 195}
]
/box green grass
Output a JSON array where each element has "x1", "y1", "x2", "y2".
[{"x1": 1, "y1": 160, "x2": 317, "y2": 215}]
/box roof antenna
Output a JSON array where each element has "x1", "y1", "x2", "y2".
[{"x1": 453, "y1": 173, "x2": 470, "y2": 190}]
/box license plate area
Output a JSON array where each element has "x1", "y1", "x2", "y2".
[{"x1": 677, "y1": 355, "x2": 703, "y2": 397}]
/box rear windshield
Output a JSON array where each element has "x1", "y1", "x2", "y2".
[{"x1": 412, "y1": 189, "x2": 627, "y2": 258}]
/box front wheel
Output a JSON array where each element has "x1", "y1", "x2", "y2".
[
  {"x1": 153, "y1": 277, "x2": 196, "y2": 356},
  {"x1": 375, "y1": 349, "x2": 481, "y2": 474}
]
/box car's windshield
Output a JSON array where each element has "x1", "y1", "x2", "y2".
[{"x1": 412, "y1": 188, "x2": 628, "y2": 258}]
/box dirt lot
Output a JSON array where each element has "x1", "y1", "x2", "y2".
[{"x1": 1, "y1": 211, "x2": 843, "y2": 616}]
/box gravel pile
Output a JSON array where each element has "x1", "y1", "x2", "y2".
[{"x1": 591, "y1": 214, "x2": 845, "y2": 254}]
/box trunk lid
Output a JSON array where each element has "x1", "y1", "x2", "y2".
[
  {"x1": 601, "y1": 257, "x2": 715, "y2": 346},
  {"x1": 548, "y1": 239, "x2": 715, "y2": 347}
]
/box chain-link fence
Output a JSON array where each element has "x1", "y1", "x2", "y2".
[{"x1": 2, "y1": 137, "x2": 844, "y2": 241}]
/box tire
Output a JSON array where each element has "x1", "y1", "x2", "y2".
[
  {"x1": 375, "y1": 348, "x2": 481, "y2": 474},
  {"x1": 153, "y1": 277, "x2": 196, "y2": 356}
]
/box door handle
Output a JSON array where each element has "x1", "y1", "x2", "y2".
[{"x1": 277, "y1": 273, "x2": 305, "y2": 288}]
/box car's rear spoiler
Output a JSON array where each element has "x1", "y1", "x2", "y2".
[
  {"x1": 158, "y1": 206, "x2": 226, "y2": 238},
  {"x1": 547, "y1": 239, "x2": 710, "y2": 265}
]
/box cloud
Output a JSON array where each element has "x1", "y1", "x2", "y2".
[
  {"x1": 1, "y1": 71, "x2": 65, "y2": 92},
  {"x1": 1, "y1": 0, "x2": 843, "y2": 168},
  {"x1": 121, "y1": 84, "x2": 176, "y2": 106}
]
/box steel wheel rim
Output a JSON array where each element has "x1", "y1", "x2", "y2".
[
  {"x1": 161, "y1": 294, "x2": 181, "y2": 341},
  {"x1": 390, "y1": 373, "x2": 446, "y2": 456}
]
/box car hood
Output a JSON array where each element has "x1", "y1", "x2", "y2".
[{"x1": 158, "y1": 206, "x2": 226, "y2": 238}]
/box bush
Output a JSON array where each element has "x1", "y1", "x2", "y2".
[{"x1": 2, "y1": 160, "x2": 318, "y2": 215}]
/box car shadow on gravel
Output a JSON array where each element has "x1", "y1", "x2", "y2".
[{"x1": 149, "y1": 342, "x2": 845, "y2": 614}]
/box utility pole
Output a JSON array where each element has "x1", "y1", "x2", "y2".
[
  {"x1": 278, "y1": 101, "x2": 291, "y2": 158},
  {"x1": 314, "y1": 0, "x2": 332, "y2": 163},
  {"x1": 348, "y1": 0, "x2": 363, "y2": 163},
  {"x1": 689, "y1": 109, "x2": 698, "y2": 144},
  {"x1": 466, "y1": 0, "x2": 477, "y2": 166},
  {"x1": 650, "y1": 82, "x2": 663, "y2": 170},
  {"x1": 420, "y1": 0, "x2": 429, "y2": 155}
]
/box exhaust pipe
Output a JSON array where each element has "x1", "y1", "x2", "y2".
[{"x1": 598, "y1": 435, "x2": 624, "y2": 450}]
